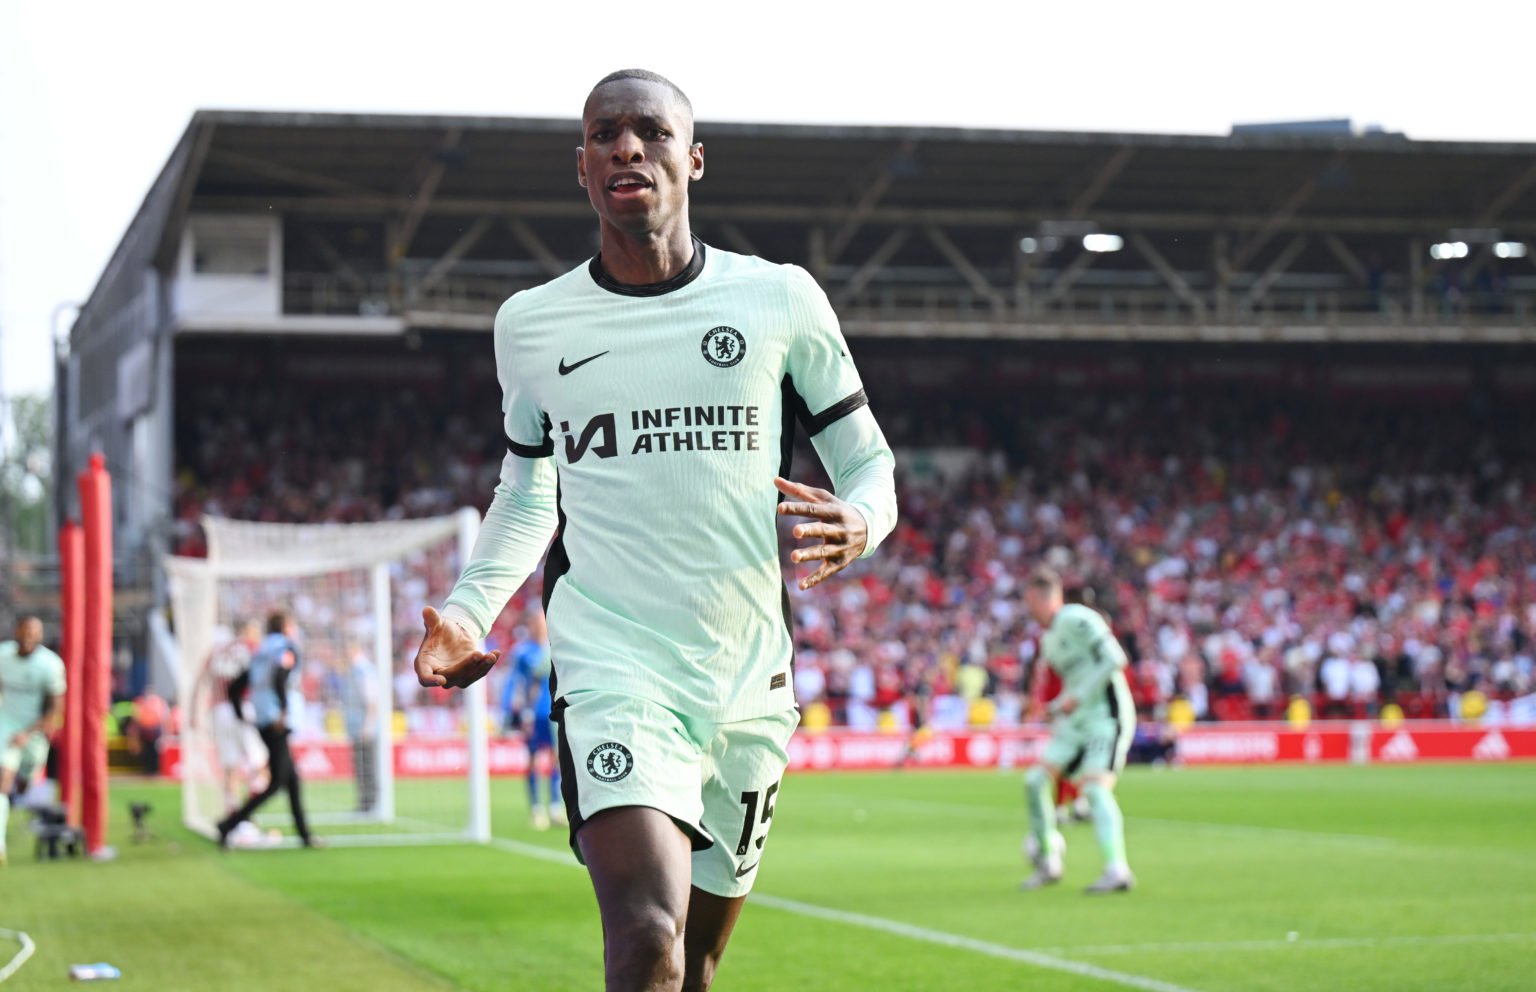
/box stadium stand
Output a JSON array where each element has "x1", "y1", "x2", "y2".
[{"x1": 167, "y1": 335, "x2": 1536, "y2": 726}]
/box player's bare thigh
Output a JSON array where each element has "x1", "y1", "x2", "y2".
[
  {"x1": 683, "y1": 888, "x2": 746, "y2": 992},
  {"x1": 578, "y1": 806, "x2": 693, "y2": 991}
]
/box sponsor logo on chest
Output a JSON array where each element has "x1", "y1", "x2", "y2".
[{"x1": 557, "y1": 326, "x2": 767, "y2": 464}]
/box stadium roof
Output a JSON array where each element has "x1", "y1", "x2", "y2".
[
  {"x1": 179, "y1": 109, "x2": 1536, "y2": 233},
  {"x1": 99, "y1": 110, "x2": 1536, "y2": 275},
  {"x1": 77, "y1": 108, "x2": 1536, "y2": 345}
]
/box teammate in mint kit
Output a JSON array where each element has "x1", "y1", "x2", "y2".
[
  {"x1": 1, "y1": 616, "x2": 65, "y2": 868},
  {"x1": 413, "y1": 70, "x2": 897, "y2": 992},
  {"x1": 1021, "y1": 566, "x2": 1138, "y2": 894}
]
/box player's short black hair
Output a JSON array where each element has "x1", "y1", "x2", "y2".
[
  {"x1": 266, "y1": 610, "x2": 290, "y2": 635},
  {"x1": 586, "y1": 69, "x2": 694, "y2": 133},
  {"x1": 1026, "y1": 566, "x2": 1063, "y2": 593}
]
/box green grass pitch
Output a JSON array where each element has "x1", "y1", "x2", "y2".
[{"x1": 4, "y1": 763, "x2": 1534, "y2": 991}]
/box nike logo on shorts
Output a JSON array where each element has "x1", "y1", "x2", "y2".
[
  {"x1": 559, "y1": 351, "x2": 610, "y2": 375},
  {"x1": 735, "y1": 861, "x2": 760, "y2": 878}
]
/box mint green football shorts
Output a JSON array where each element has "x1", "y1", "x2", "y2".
[
  {"x1": 1042, "y1": 714, "x2": 1133, "y2": 779},
  {"x1": 0, "y1": 725, "x2": 51, "y2": 777},
  {"x1": 552, "y1": 690, "x2": 799, "y2": 898}
]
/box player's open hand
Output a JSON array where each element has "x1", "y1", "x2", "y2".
[
  {"x1": 776, "y1": 476, "x2": 868, "y2": 591},
  {"x1": 415, "y1": 606, "x2": 500, "y2": 689}
]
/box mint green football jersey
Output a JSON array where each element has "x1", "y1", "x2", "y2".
[
  {"x1": 0, "y1": 641, "x2": 66, "y2": 732},
  {"x1": 1041, "y1": 604, "x2": 1134, "y2": 724},
  {"x1": 445, "y1": 242, "x2": 897, "y2": 722}
]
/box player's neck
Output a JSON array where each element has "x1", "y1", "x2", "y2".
[{"x1": 596, "y1": 218, "x2": 695, "y2": 286}]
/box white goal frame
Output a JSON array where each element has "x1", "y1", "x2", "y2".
[{"x1": 165, "y1": 509, "x2": 490, "y2": 848}]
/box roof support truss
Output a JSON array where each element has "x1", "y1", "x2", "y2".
[
  {"x1": 1230, "y1": 171, "x2": 1320, "y2": 271},
  {"x1": 1478, "y1": 160, "x2": 1536, "y2": 224},
  {"x1": 1240, "y1": 234, "x2": 1309, "y2": 308},
  {"x1": 832, "y1": 226, "x2": 910, "y2": 307},
  {"x1": 715, "y1": 221, "x2": 760, "y2": 257},
  {"x1": 391, "y1": 127, "x2": 463, "y2": 262},
  {"x1": 1130, "y1": 231, "x2": 1207, "y2": 320},
  {"x1": 1068, "y1": 146, "x2": 1135, "y2": 218},
  {"x1": 506, "y1": 218, "x2": 566, "y2": 279},
  {"x1": 925, "y1": 226, "x2": 1007, "y2": 313},
  {"x1": 827, "y1": 138, "x2": 919, "y2": 263},
  {"x1": 305, "y1": 230, "x2": 367, "y2": 292},
  {"x1": 412, "y1": 217, "x2": 494, "y2": 297}
]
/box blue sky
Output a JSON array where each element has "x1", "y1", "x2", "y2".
[{"x1": 2, "y1": 0, "x2": 1533, "y2": 399}]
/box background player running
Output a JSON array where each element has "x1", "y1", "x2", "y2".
[
  {"x1": 217, "y1": 611, "x2": 319, "y2": 849},
  {"x1": 1021, "y1": 567, "x2": 1137, "y2": 894},
  {"x1": 200, "y1": 618, "x2": 264, "y2": 815},
  {"x1": 411, "y1": 69, "x2": 897, "y2": 992},
  {"x1": 0, "y1": 616, "x2": 65, "y2": 868},
  {"x1": 500, "y1": 610, "x2": 564, "y2": 831}
]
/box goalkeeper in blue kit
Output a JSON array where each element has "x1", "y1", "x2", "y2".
[
  {"x1": 1021, "y1": 567, "x2": 1137, "y2": 894},
  {"x1": 411, "y1": 69, "x2": 897, "y2": 992}
]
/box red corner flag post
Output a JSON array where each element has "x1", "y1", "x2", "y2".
[
  {"x1": 57, "y1": 520, "x2": 87, "y2": 828},
  {"x1": 78, "y1": 453, "x2": 113, "y2": 855}
]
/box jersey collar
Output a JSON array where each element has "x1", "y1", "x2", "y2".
[{"x1": 588, "y1": 235, "x2": 706, "y2": 297}]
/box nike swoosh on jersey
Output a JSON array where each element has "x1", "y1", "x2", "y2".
[
  {"x1": 735, "y1": 861, "x2": 760, "y2": 878},
  {"x1": 558, "y1": 351, "x2": 610, "y2": 375}
]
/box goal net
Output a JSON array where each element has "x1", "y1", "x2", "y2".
[{"x1": 165, "y1": 509, "x2": 490, "y2": 848}]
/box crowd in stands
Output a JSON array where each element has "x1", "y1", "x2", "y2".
[
  {"x1": 173, "y1": 343, "x2": 1536, "y2": 727},
  {"x1": 172, "y1": 373, "x2": 502, "y2": 554}
]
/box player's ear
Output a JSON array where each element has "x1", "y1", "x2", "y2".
[
  {"x1": 576, "y1": 146, "x2": 588, "y2": 189},
  {"x1": 689, "y1": 142, "x2": 704, "y2": 182}
]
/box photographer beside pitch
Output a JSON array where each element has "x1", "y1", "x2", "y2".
[{"x1": 413, "y1": 69, "x2": 897, "y2": 992}]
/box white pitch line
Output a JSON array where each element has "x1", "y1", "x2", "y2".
[
  {"x1": 1032, "y1": 932, "x2": 1536, "y2": 957},
  {"x1": 487, "y1": 835, "x2": 579, "y2": 867},
  {"x1": 750, "y1": 895, "x2": 1200, "y2": 992},
  {"x1": 0, "y1": 928, "x2": 37, "y2": 984},
  {"x1": 484, "y1": 836, "x2": 1201, "y2": 992}
]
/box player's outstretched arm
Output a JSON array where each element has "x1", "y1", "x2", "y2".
[
  {"x1": 436, "y1": 296, "x2": 558, "y2": 651},
  {"x1": 438, "y1": 451, "x2": 557, "y2": 640},
  {"x1": 776, "y1": 476, "x2": 871, "y2": 590},
  {"x1": 415, "y1": 606, "x2": 501, "y2": 689}
]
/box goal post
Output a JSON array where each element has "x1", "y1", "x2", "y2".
[{"x1": 165, "y1": 509, "x2": 490, "y2": 848}]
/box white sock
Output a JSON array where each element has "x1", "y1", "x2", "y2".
[{"x1": 0, "y1": 792, "x2": 10, "y2": 850}]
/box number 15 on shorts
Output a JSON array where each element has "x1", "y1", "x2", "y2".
[{"x1": 736, "y1": 782, "x2": 779, "y2": 858}]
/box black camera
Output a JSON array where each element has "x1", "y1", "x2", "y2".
[
  {"x1": 129, "y1": 801, "x2": 154, "y2": 842},
  {"x1": 31, "y1": 804, "x2": 83, "y2": 861}
]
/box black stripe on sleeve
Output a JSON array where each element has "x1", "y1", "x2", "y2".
[
  {"x1": 804, "y1": 389, "x2": 869, "y2": 438},
  {"x1": 504, "y1": 414, "x2": 554, "y2": 458},
  {"x1": 505, "y1": 433, "x2": 553, "y2": 458}
]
